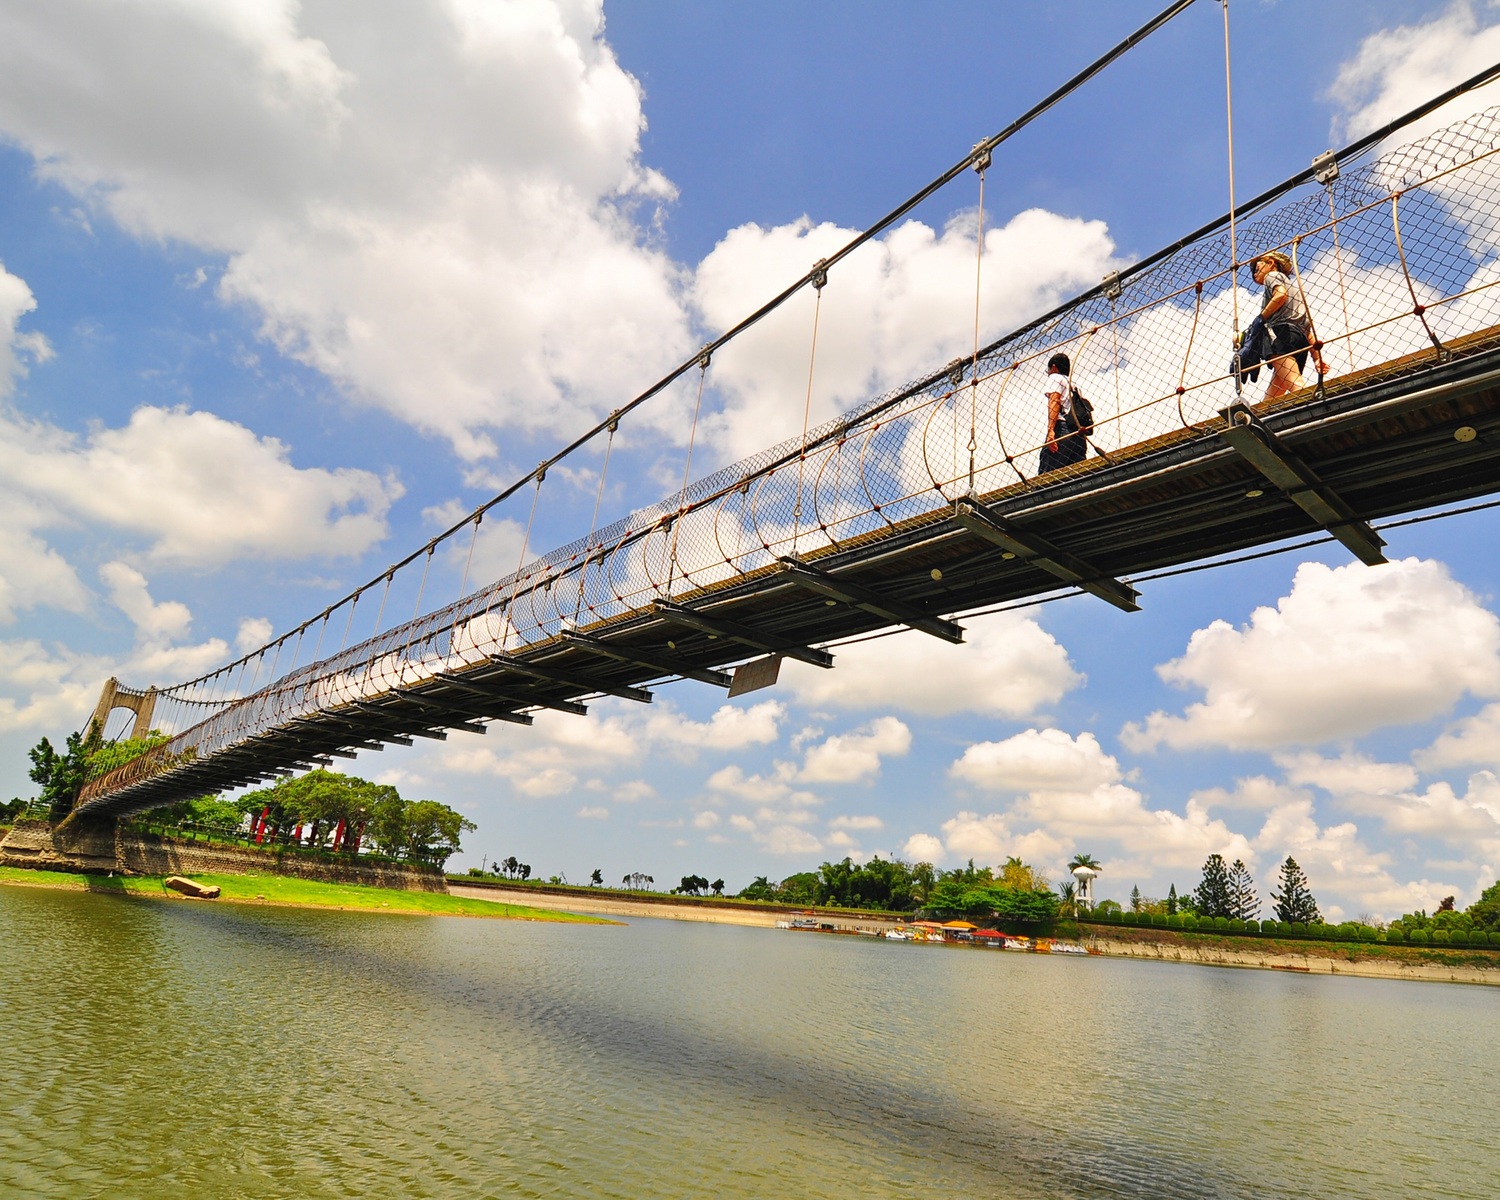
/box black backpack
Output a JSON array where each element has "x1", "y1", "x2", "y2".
[{"x1": 1068, "y1": 387, "x2": 1095, "y2": 438}]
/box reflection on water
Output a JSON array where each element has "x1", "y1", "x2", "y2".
[{"x1": 0, "y1": 887, "x2": 1494, "y2": 1198}]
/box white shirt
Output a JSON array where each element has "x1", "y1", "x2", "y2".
[{"x1": 1045, "y1": 372, "x2": 1072, "y2": 415}]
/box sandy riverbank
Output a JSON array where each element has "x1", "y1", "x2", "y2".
[
  {"x1": 446, "y1": 884, "x2": 906, "y2": 931},
  {"x1": 1086, "y1": 933, "x2": 1500, "y2": 986}
]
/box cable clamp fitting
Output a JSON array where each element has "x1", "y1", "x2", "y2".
[
  {"x1": 810, "y1": 259, "x2": 829, "y2": 291},
  {"x1": 1102, "y1": 271, "x2": 1123, "y2": 301},
  {"x1": 971, "y1": 141, "x2": 992, "y2": 174},
  {"x1": 1312, "y1": 150, "x2": 1340, "y2": 186},
  {"x1": 697, "y1": 347, "x2": 712, "y2": 371}
]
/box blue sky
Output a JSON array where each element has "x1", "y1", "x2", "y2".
[{"x1": 3, "y1": 0, "x2": 1500, "y2": 920}]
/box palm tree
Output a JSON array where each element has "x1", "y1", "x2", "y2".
[
  {"x1": 1057, "y1": 879, "x2": 1078, "y2": 919},
  {"x1": 1068, "y1": 852, "x2": 1102, "y2": 872}
]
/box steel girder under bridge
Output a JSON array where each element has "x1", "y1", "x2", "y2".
[{"x1": 75, "y1": 106, "x2": 1500, "y2": 819}]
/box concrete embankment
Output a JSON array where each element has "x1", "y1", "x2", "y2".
[
  {"x1": 447, "y1": 882, "x2": 906, "y2": 931},
  {"x1": 1087, "y1": 932, "x2": 1500, "y2": 987},
  {"x1": 0, "y1": 818, "x2": 444, "y2": 891}
]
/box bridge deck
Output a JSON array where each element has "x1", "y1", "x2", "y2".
[{"x1": 77, "y1": 331, "x2": 1500, "y2": 818}]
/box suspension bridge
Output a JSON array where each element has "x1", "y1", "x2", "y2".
[{"x1": 67, "y1": 80, "x2": 1500, "y2": 822}]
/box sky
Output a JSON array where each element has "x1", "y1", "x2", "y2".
[{"x1": 3, "y1": 0, "x2": 1500, "y2": 921}]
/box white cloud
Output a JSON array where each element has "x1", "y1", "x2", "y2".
[
  {"x1": 643, "y1": 699, "x2": 784, "y2": 753},
  {"x1": 1276, "y1": 751, "x2": 1419, "y2": 797},
  {"x1": 0, "y1": 580, "x2": 236, "y2": 736},
  {"x1": 950, "y1": 728, "x2": 1119, "y2": 794},
  {"x1": 799, "y1": 716, "x2": 910, "y2": 784},
  {"x1": 692, "y1": 810, "x2": 720, "y2": 829},
  {"x1": 612, "y1": 779, "x2": 656, "y2": 803},
  {"x1": 1123, "y1": 559, "x2": 1500, "y2": 752},
  {"x1": 1416, "y1": 702, "x2": 1500, "y2": 772},
  {"x1": 236, "y1": 617, "x2": 274, "y2": 654},
  {"x1": 577, "y1": 805, "x2": 608, "y2": 820},
  {"x1": 828, "y1": 814, "x2": 884, "y2": 832},
  {"x1": 0, "y1": 404, "x2": 400, "y2": 566},
  {"x1": 1251, "y1": 799, "x2": 1461, "y2": 922},
  {"x1": 100, "y1": 561, "x2": 193, "y2": 644},
  {"x1": 0, "y1": 0, "x2": 690, "y2": 458},
  {"x1": 706, "y1": 762, "x2": 819, "y2": 809},
  {"x1": 693, "y1": 208, "x2": 1118, "y2": 461},
  {"x1": 937, "y1": 811, "x2": 1068, "y2": 869},
  {"x1": 781, "y1": 609, "x2": 1080, "y2": 718},
  {"x1": 1192, "y1": 775, "x2": 1312, "y2": 813},
  {"x1": 901, "y1": 832, "x2": 945, "y2": 863},
  {"x1": 0, "y1": 261, "x2": 52, "y2": 399},
  {"x1": 1328, "y1": 2, "x2": 1500, "y2": 143}
]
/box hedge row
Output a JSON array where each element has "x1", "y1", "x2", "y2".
[{"x1": 1084, "y1": 910, "x2": 1500, "y2": 947}]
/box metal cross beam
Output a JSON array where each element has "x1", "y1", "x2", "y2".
[
  {"x1": 434, "y1": 672, "x2": 588, "y2": 717},
  {"x1": 397, "y1": 691, "x2": 527, "y2": 727},
  {"x1": 494, "y1": 657, "x2": 653, "y2": 704},
  {"x1": 953, "y1": 500, "x2": 1141, "y2": 612},
  {"x1": 777, "y1": 557, "x2": 965, "y2": 643},
  {"x1": 561, "y1": 632, "x2": 733, "y2": 688},
  {"x1": 652, "y1": 600, "x2": 834, "y2": 668},
  {"x1": 1218, "y1": 402, "x2": 1388, "y2": 566}
]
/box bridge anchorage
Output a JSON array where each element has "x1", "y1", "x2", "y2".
[{"x1": 71, "y1": 100, "x2": 1500, "y2": 821}]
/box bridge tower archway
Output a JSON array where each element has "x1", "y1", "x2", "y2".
[{"x1": 89, "y1": 677, "x2": 158, "y2": 741}]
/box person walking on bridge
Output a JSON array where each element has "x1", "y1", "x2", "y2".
[
  {"x1": 1039, "y1": 351, "x2": 1086, "y2": 473},
  {"x1": 1249, "y1": 251, "x2": 1326, "y2": 399}
]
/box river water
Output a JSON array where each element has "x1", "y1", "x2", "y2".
[{"x1": 0, "y1": 887, "x2": 1493, "y2": 1198}]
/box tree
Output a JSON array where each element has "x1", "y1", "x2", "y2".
[
  {"x1": 519, "y1": 863, "x2": 531, "y2": 881},
  {"x1": 28, "y1": 724, "x2": 104, "y2": 821},
  {"x1": 1166, "y1": 884, "x2": 1178, "y2": 916},
  {"x1": 738, "y1": 876, "x2": 777, "y2": 902},
  {"x1": 1227, "y1": 859, "x2": 1260, "y2": 921},
  {"x1": 1057, "y1": 880, "x2": 1077, "y2": 918},
  {"x1": 1467, "y1": 880, "x2": 1500, "y2": 931},
  {"x1": 1194, "y1": 854, "x2": 1233, "y2": 920},
  {"x1": 589, "y1": 868, "x2": 603, "y2": 887},
  {"x1": 999, "y1": 856, "x2": 1050, "y2": 893},
  {"x1": 1068, "y1": 852, "x2": 1101, "y2": 872},
  {"x1": 1271, "y1": 856, "x2": 1321, "y2": 924},
  {"x1": 1129, "y1": 885, "x2": 1142, "y2": 912},
  {"x1": 1437, "y1": 895, "x2": 1456, "y2": 912},
  {"x1": 674, "y1": 874, "x2": 710, "y2": 896}
]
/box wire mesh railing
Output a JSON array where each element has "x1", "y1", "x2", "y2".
[{"x1": 79, "y1": 105, "x2": 1500, "y2": 806}]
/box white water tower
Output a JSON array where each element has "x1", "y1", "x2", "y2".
[{"x1": 1071, "y1": 864, "x2": 1098, "y2": 911}]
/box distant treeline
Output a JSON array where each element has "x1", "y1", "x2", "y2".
[{"x1": 737, "y1": 856, "x2": 1059, "y2": 925}]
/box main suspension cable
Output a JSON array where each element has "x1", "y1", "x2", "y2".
[{"x1": 171, "y1": 0, "x2": 1198, "y2": 694}]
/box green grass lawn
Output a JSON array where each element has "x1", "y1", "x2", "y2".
[{"x1": 0, "y1": 865, "x2": 611, "y2": 922}]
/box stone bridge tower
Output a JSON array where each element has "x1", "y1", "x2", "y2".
[{"x1": 88, "y1": 677, "x2": 158, "y2": 741}]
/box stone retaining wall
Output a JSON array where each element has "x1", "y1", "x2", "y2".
[{"x1": 0, "y1": 818, "x2": 443, "y2": 892}]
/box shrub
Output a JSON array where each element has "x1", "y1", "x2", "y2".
[
  {"x1": 1357, "y1": 925, "x2": 1378, "y2": 943},
  {"x1": 1291, "y1": 922, "x2": 1308, "y2": 937},
  {"x1": 1122, "y1": 912, "x2": 1138, "y2": 925},
  {"x1": 1260, "y1": 919, "x2": 1278, "y2": 936},
  {"x1": 1488, "y1": 932, "x2": 1500, "y2": 948},
  {"x1": 1212, "y1": 916, "x2": 1231, "y2": 931},
  {"x1": 1180, "y1": 914, "x2": 1197, "y2": 930},
  {"x1": 1167, "y1": 915, "x2": 1183, "y2": 929},
  {"x1": 1243, "y1": 920, "x2": 1259, "y2": 935},
  {"x1": 1386, "y1": 926, "x2": 1406, "y2": 944},
  {"x1": 1409, "y1": 929, "x2": 1430, "y2": 945}
]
